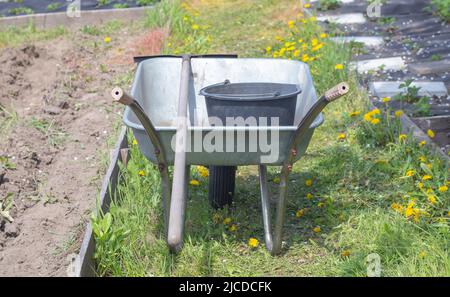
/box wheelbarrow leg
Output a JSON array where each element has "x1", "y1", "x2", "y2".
[{"x1": 259, "y1": 165, "x2": 289, "y2": 255}]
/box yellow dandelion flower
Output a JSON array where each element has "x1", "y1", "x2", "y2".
[
  {"x1": 306, "y1": 193, "x2": 313, "y2": 200},
  {"x1": 223, "y1": 217, "x2": 231, "y2": 225},
  {"x1": 406, "y1": 170, "x2": 415, "y2": 177},
  {"x1": 312, "y1": 43, "x2": 324, "y2": 51},
  {"x1": 399, "y1": 134, "x2": 407, "y2": 141},
  {"x1": 419, "y1": 140, "x2": 426, "y2": 147},
  {"x1": 295, "y1": 209, "x2": 305, "y2": 218},
  {"x1": 301, "y1": 54, "x2": 309, "y2": 62},
  {"x1": 391, "y1": 202, "x2": 403, "y2": 213},
  {"x1": 298, "y1": 38, "x2": 303, "y2": 43},
  {"x1": 363, "y1": 113, "x2": 373, "y2": 122},
  {"x1": 248, "y1": 237, "x2": 259, "y2": 248},
  {"x1": 405, "y1": 206, "x2": 414, "y2": 217},
  {"x1": 371, "y1": 118, "x2": 380, "y2": 125},
  {"x1": 427, "y1": 195, "x2": 437, "y2": 204},
  {"x1": 313, "y1": 226, "x2": 321, "y2": 233},
  {"x1": 320, "y1": 33, "x2": 328, "y2": 38},
  {"x1": 293, "y1": 49, "x2": 300, "y2": 57},
  {"x1": 422, "y1": 175, "x2": 432, "y2": 181},
  {"x1": 197, "y1": 166, "x2": 209, "y2": 177},
  {"x1": 305, "y1": 179, "x2": 313, "y2": 187},
  {"x1": 337, "y1": 133, "x2": 346, "y2": 140},
  {"x1": 138, "y1": 170, "x2": 145, "y2": 176},
  {"x1": 417, "y1": 182, "x2": 424, "y2": 190},
  {"x1": 304, "y1": 3, "x2": 311, "y2": 8},
  {"x1": 394, "y1": 110, "x2": 404, "y2": 117},
  {"x1": 381, "y1": 97, "x2": 390, "y2": 103},
  {"x1": 418, "y1": 251, "x2": 427, "y2": 259},
  {"x1": 265, "y1": 46, "x2": 272, "y2": 53},
  {"x1": 104, "y1": 36, "x2": 111, "y2": 43},
  {"x1": 191, "y1": 24, "x2": 199, "y2": 30},
  {"x1": 341, "y1": 250, "x2": 351, "y2": 257},
  {"x1": 189, "y1": 179, "x2": 200, "y2": 186},
  {"x1": 350, "y1": 111, "x2": 361, "y2": 117},
  {"x1": 334, "y1": 63, "x2": 344, "y2": 70},
  {"x1": 438, "y1": 185, "x2": 448, "y2": 193},
  {"x1": 275, "y1": 36, "x2": 283, "y2": 41},
  {"x1": 229, "y1": 224, "x2": 237, "y2": 232},
  {"x1": 132, "y1": 138, "x2": 138, "y2": 145},
  {"x1": 311, "y1": 38, "x2": 319, "y2": 47},
  {"x1": 427, "y1": 129, "x2": 435, "y2": 138},
  {"x1": 288, "y1": 20, "x2": 295, "y2": 28},
  {"x1": 419, "y1": 156, "x2": 427, "y2": 162}
]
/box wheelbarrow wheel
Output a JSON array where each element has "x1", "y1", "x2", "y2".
[{"x1": 208, "y1": 166, "x2": 236, "y2": 209}]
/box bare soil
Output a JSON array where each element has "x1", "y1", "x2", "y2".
[{"x1": 0, "y1": 25, "x2": 166, "y2": 276}]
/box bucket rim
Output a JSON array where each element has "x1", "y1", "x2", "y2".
[{"x1": 200, "y1": 82, "x2": 302, "y2": 101}]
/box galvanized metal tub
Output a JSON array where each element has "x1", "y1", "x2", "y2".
[{"x1": 123, "y1": 57, "x2": 323, "y2": 166}]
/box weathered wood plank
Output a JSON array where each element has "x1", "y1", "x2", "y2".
[
  {"x1": 70, "y1": 126, "x2": 129, "y2": 277},
  {"x1": 409, "y1": 60, "x2": 450, "y2": 75}
]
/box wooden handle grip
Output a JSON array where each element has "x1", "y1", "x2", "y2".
[
  {"x1": 324, "y1": 82, "x2": 349, "y2": 102},
  {"x1": 111, "y1": 87, "x2": 134, "y2": 105}
]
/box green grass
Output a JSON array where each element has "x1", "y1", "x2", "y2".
[
  {"x1": 29, "y1": 117, "x2": 68, "y2": 147},
  {"x1": 92, "y1": 0, "x2": 450, "y2": 276},
  {"x1": 47, "y1": 2, "x2": 63, "y2": 11},
  {"x1": 0, "y1": 23, "x2": 66, "y2": 49},
  {"x1": 8, "y1": 6, "x2": 34, "y2": 16}
]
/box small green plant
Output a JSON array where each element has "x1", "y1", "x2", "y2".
[
  {"x1": 318, "y1": 0, "x2": 340, "y2": 11},
  {"x1": 392, "y1": 79, "x2": 420, "y2": 103},
  {"x1": 413, "y1": 96, "x2": 431, "y2": 117},
  {"x1": 349, "y1": 41, "x2": 367, "y2": 55},
  {"x1": 0, "y1": 193, "x2": 14, "y2": 223},
  {"x1": 430, "y1": 0, "x2": 450, "y2": 22},
  {"x1": 47, "y1": 2, "x2": 62, "y2": 11},
  {"x1": 81, "y1": 25, "x2": 101, "y2": 36},
  {"x1": 392, "y1": 80, "x2": 431, "y2": 117},
  {"x1": 113, "y1": 3, "x2": 129, "y2": 9},
  {"x1": 91, "y1": 212, "x2": 130, "y2": 274},
  {"x1": 431, "y1": 54, "x2": 442, "y2": 61},
  {"x1": 97, "y1": 0, "x2": 110, "y2": 7},
  {"x1": 137, "y1": 0, "x2": 157, "y2": 6},
  {"x1": 0, "y1": 156, "x2": 16, "y2": 170},
  {"x1": 8, "y1": 6, "x2": 34, "y2": 15},
  {"x1": 378, "y1": 17, "x2": 396, "y2": 25},
  {"x1": 29, "y1": 118, "x2": 68, "y2": 147}
]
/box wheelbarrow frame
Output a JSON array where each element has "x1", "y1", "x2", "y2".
[{"x1": 112, "y1": 56, "x2": 348, "y2": 255}]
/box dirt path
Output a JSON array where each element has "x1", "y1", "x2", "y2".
[{"x1": 0, "y1": 24, "x2": 166, "y2": 276}]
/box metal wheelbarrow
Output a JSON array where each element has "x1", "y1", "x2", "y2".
[{"x1": 112, "y1": 55, "x2": 349, "y2": 255}]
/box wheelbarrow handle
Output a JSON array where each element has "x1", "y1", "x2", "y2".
[
  {"x1": 287, "y1": 82, "x2": 349, "y2": 161},
  {"x1": 111, "y1": 87, "x2": 172, "y2": 234},
  {"x1": 166, "y1": 54, "x2": 192, "y2": 253},
  {"x1": 261, "y1": 82, "x2": 349, "y2": 256}
]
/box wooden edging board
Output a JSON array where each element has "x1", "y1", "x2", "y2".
[{"x1": 68, "y1": 126, "x2": 129, "y2": 277}]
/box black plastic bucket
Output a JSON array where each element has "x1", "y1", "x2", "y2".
[{"x1": 200, "y1": 81, "x2": 301, "y2": 126}]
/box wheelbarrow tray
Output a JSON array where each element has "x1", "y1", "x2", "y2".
[{"x1": 123, "y1": 57, "x2": 323, "y2": 166}]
